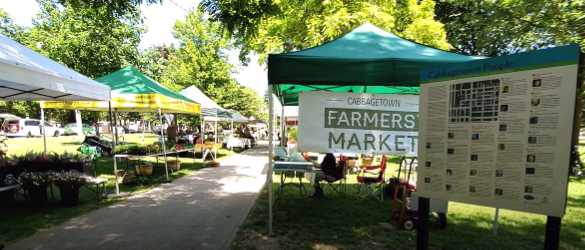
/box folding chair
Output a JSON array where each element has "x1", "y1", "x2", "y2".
[{"x1": 356, "y1": 155, "x2": 388, "y2": 200}]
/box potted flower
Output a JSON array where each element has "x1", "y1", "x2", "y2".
[
  {"x1": 54, "y1": 171, "x2": 86, "y2": 206},
  {"x1": 18, "y1": 171, "x2": 53, "y2": 206},
  {"x1": 167, "y1": 159, "x2": 181, "y2": 171},
  {"x1": 135, "y1": 163, "x2": 153, "y2": 176}
]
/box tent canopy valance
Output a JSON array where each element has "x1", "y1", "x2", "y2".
[
  {"x1": 227, "y1": 109, "x2": 248, "y2": 123},
  {"x1": 180, "y1": 86, "x2": 230, "y2": 119},
  {"x1": 0, "y1": 34, "x2": 110, "y2": 101},
  {"x1": 268, "y1": 23, "x2": 483, "y2": 105},
  {"x1": 42, "y1": 66, "x2": 200, "y2": 114}
]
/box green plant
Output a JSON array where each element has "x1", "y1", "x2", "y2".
[
  {"x1": 53, "y1": 171, "x2": 86, "y2": 188},
  {"x1": 18, "y1": 171, "x2": 53, "y2": 189},
  {"x1": 287, "y1": 127, "x2": 298, "y2": 142},
  {"x1": 113, "y1": 144, "x2": 148, "y2": 155}
]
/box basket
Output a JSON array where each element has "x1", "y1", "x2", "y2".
[
  {"x1": 135, "y1": 164, "x2": 153, "y2": 176},
  {"x1": 206, "y1": 161, "x2": 220, "y2": 168},
  {"x1": 167, "y1": 160, "x2": 181, "y2": 171}
]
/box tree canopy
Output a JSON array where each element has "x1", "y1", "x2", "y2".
[
  {"x1": 435, "y1": 0, "x2": 585, "y2": 56},
  {"x1": 158, "y1": 9, "x2": 267, "y2": 120},
  {"x1": 202, "y1": 0, "x2": 452, "y2": 62},
  {"x1": 23, "y1": 0, "x2": 144, "y2": 78}
]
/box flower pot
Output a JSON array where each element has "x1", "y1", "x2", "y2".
[
  {"x1": 135, "y1": 164, "x2": 153, "y2": 176},
  {"x1": 27, "y1": 185, "x2": 49, "y2": 207},
  {"x1": 58, "y1": 185, "x2": 81, "y2": 206},
  {"x1": 167, "y1": 160, "x2": 181, "y2": 171},
  {"x1": 206, "y1": 161, "x2": 220, "y2": 168}
]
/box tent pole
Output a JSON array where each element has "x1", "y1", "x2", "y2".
[
  {"x1": 108, "y1": 102, "x2": 116, "y2": 148},
  {"x1": 267, "y1": 89, "x2": 274, "y2": 235},
  {"x1": 40, "y1": 106, "x2": 47, "y2": 155},
  {"x1": 493, "y1": 208, "x2": 500, "y2": 235},
  {"x1": 159, "y1": 108, "x2": 169, "y2": 181},
  {"x1": 113, "y1": 112, "x2": 119, "y2": 144},
  {"x1": 75, "y1": 109, "x2": 83, "y2": 141},
  {"x1": 200, "y1": 116, "x2": 204, "y2": 160},
  {"x1": 280, "y1": 105, "x2": 285, "y2": 147}
]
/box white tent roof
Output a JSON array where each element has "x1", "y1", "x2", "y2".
[
  {"x1": 227, "y1": 109, "x2": 248, "y2": 123},
  {"x1": 180, "y1": 86, "x2": 230, "y2": 118},
  {"x1": 0, "y1": 34, "x2": 110, "y2": 101}
]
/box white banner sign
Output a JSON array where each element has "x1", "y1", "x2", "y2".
[{"x1": 298, "y1": 91, "x2": 419, "y2": 156}]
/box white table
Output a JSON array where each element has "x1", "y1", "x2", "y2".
[
  {"x1": 272, "y1": 161, "x2": 321, "y2": 195},
  {"x1": 225, "y1": 137, "x2": 251, "y2": 149}
]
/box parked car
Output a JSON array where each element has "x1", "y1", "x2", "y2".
[
  {"x1": 2, "y1": 118, "x2": 63, "y2": 137},
  {"x1": 63, "y1": 123, "x2": 96, "y2": 136},
  {"x1": 96, "y1": 121, "x2": 125, "y2": 136},
  {"x1": 125, "y1": 122, "x2": 140, "y2": 133}
]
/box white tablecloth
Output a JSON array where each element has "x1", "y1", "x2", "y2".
[{"x1": 225, "y1": 137, "x2": 251, "y2": 149}]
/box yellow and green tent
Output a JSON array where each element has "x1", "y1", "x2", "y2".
[{"x1": 41, "y1": 66, "x2": 200, "y2": 114}]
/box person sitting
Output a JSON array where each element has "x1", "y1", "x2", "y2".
[{"x1": 313, "y1": 153, "x2": 345, "y2": 198}]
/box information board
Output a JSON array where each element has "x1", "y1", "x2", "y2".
[
  {"x1": 298, "y1": 91, "x2": 419, "y2": 156},
  {"x1": 416, "y1": 45, "x2": 580, "y2": 216}
]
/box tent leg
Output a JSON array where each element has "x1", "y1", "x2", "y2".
[
  {"x1": 108, "y1": 102, "x2": 116, "y2": 149},
  {"x1": 201, "y1": 116, "x2": 205, "y2": 160},
  {"x1": 493, "y1": 208, "x2": 500, "y2": 235},
  {"x1": 113, "y1": 112, "x2": 119, "y2": 144},
  {"x1": 114, "y1": 157, "x2": 119, "y2": 195},
  {"x1": 214, "y1": 113, "x2": 218, "y2": 144},
  {"x1": 268, "y1": 89, "x2": 274, "y2": 235},
  {"x1": 40, "y1": 107, "x2": 47, "y2": 155},
  {"x1": 75, "y1": 109, "x2": 83, "y2": 140},
  {"x1": 280, "y1": 105, "x2": 285, "y2": 147},
  {"x1": 159, "y1": 108, "x2": 169, "y2": 181}
]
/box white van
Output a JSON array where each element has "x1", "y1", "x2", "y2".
[{"x1": 3, "y1": 118, "x2": 63, "y2": 137}]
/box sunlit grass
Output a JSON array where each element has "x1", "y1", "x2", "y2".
[
  {"x1": 232, "y1": 158, "x2": 585, "y2": 250},
  {"x1": 0, "y1": 133, "x2": 236, "y2": 244}
]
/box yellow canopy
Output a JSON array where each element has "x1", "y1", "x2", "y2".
[{"x1": 41, "y1": 66, "x2": 200, "y2": 114}]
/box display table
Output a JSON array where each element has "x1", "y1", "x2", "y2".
[
  {"x1": 112, "y1": 147, "x2": 198, "y2": 194},
  {"x1": 272, "y1": 161, "x2": 321, "y2": 196},
  {"x1": 225, "y1": 137, "x2": 251, "y2": 150}
]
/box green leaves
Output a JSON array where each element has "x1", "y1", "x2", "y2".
[
  {"x1": 436, "y1": 0, "x2": 585, "y2": 56},
  {"x1": 22, "y1": 0, "x2": 144, "y2": 78},
  {"x1": 202, "y1": 0, "x2": 453, "y2": 63}
]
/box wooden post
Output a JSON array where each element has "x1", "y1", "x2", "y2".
[
  {"x1": 544, "y1": 216, "x2": 561, "y2": 250},
  {"x1": 416, "y1": 197, "x2": 430, "y2": 250}
]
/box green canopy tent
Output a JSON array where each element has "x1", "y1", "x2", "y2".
[
  {"x1": 43, "y1": 66, "x2": 201, "y2": 190},
  {"x1": 268, "y1": 23, "x2": 482, "y2": 105},
  {"x1": 265, "y1": 23, "x2": 483, "y2": 234}
]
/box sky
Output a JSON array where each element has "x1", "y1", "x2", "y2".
[{"x1": 0, "y1": 0, "x2": 269, "y2": 97}]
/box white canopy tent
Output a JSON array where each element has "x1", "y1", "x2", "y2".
[
  {"x1": 180, "y1": 86, "x2": 231, "y2": 145},
  {"x1": 0, "y1": 34, "x2": 110, "y2": 101},
  {"x1": 0, "y1": 34, "x2": 111, "y2": 153}
]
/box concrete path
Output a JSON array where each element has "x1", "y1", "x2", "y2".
[{"x1": 8, "y1": 144, "x2": 268, "y2": 250}]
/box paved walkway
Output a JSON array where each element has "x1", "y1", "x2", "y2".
[{"x1": 8, "y1": 144, "x2": 269, "y2": 250}]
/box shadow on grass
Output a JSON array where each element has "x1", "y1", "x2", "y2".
[
  {"x1": 0, "y1": 148, "x2": 239, "y2": 244},
  {"x1": 233, "y1": 180, "x2": 585, "y2": 250}
]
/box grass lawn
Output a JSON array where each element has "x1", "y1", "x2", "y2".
[
  {"x1": 232, "y1": 158, "x2": 585, "y2": 250},
  {"x1": 0, "y1": 133, "x2": 235, "y2": 244}
]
